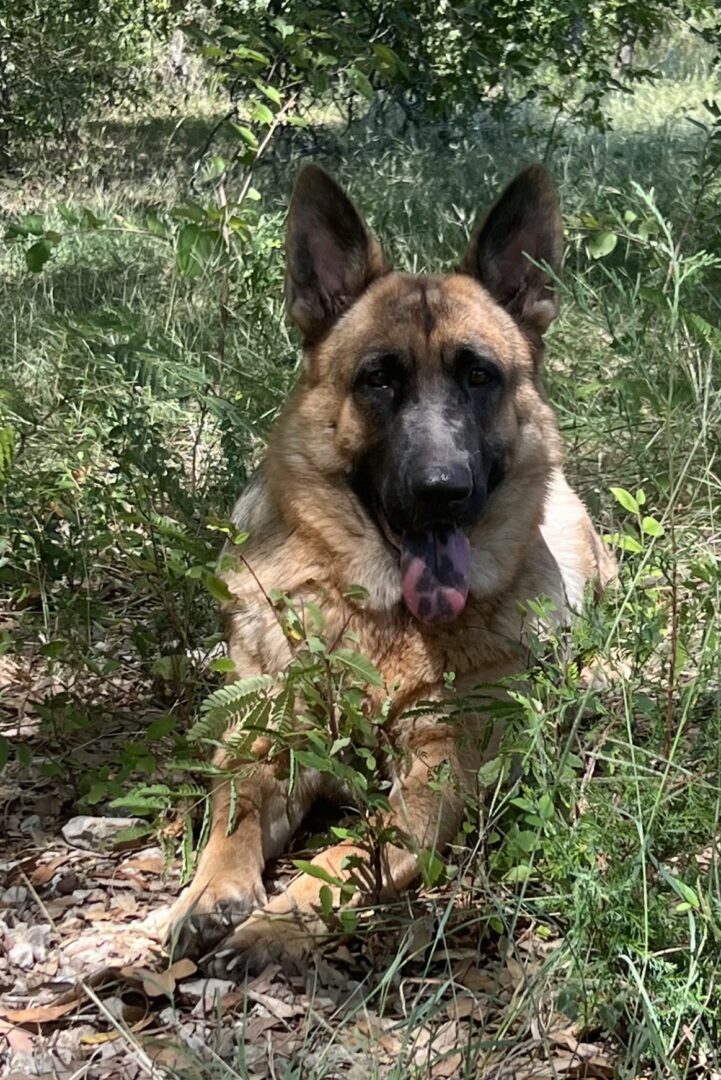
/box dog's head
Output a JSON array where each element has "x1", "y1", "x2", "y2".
[{"x1": 279, "y1": 165, "x2": 563, "y2": 624}]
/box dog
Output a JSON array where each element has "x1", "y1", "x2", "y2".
[{"x1": 167, "y1": 162, "x2": 616, "y2": 974}]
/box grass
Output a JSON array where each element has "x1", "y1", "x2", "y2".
[{"x1": 1, "y1": 35, "x2": 721, "y2": 1080}]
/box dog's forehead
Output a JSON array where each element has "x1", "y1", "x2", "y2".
[{"x1": 349, "y1": 272, "x2": 530, "y2": 367}]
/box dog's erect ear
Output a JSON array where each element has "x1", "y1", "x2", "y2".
[
  {"x1": 285, "y1": 165, "x2": 388, "y2": 344},
  {"x1": 462, "y1": 165, "x2": 562, "y2": 337}
]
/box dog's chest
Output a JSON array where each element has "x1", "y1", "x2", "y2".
[{"x1": 320, "y1": 593, "x2": 525, "y2": 706}]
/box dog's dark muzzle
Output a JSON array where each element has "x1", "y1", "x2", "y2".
[{"x1": 410, "y1": 462, "x2": 473, "y2": 515}]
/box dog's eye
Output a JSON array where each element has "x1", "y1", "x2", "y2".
[
  {"x1": 365, "y1": 368, "x2": 393, "y2": 390},
  {"x1": 359, "y1": 356, "x2": 400, "y2": 391},
  {"x1": 455, "y1": 347, "x2": 500, "y2": 390},
  {"x1": 469, "y1": 368, "x2": 491, "y2": 387}
]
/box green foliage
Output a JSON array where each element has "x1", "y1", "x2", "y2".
[
  {"x1": 186, "y1": 0, "x2": 721, "y2": 132},
  {"x1": 0, "y1": 1, "x2": 173, "y2": 166}
]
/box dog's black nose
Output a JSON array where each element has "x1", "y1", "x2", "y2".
[{"x1": 412, "y1": 463, "x2": 473, "y2": 507}]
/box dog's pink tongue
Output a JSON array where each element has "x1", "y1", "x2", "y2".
[{"x1": 400, "y1": 527, "x2": 470, "y2": 623}]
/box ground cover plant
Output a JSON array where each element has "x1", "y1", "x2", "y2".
[{"x1": 1, "y1": 8, "x2": 721, "y2": 1079}]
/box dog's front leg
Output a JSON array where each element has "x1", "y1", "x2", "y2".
[
  {"x1": 208, "y1": 723, "x2": 487, "y2": 976},
  {"x1": 166, "y1": 750, "x2": 322, "y2": 958}
]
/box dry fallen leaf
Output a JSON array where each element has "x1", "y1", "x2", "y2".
[
  {"x1": 1, "y1": 1023, "x2": 35, "y2": 1054},
  {"x1": 452, "y1": 961, "x2": 497, "y2": 994},
  {"x1": 119, "y1": 853, "x2": 165, "y2": 875},
  {"x1": 502, "y1": 956, "x2": 526, "y2": 990},
  {"x1": 242, "y1": 1015, "x2": 283, "y2": 1042},
  {"x1": 550, "y1": 1050, "x2": 616, "y2": 1078},
  {"x1": 446, "y1": 994, "x2": 485, "y2": 1022},
  {"x1": 135, "y1": 957, "x2": 197, "y2": 997},
  {"x1": 29, "y1": 856, "x2": 67, "y2": 886},
  {"x1": 246, "y1": 988, "x2": 304, "y2": 1020},
  {"x1": 432, "y1": 1050, "x2": 464, "y2": 1078},
  {"x1": 0, "y1": 1000, "x2": 79, "y2": 1025},
  {"x1": 79, "y1": 1029, "x2": 121, "y2": 1046}
]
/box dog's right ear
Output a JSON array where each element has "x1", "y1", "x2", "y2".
[{"x1": 285, "y1": 165, "x2": 388, "y2": 345}]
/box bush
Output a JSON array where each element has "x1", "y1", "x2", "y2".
[{"x1": 0, "y1": 0, "x2": 171, "y2": 167}]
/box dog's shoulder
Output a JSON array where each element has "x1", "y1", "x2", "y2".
[{"x1": 527, "y1": 468, "x2": 616, "y2": 617}]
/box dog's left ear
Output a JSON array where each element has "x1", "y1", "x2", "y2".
[
  {"x1": 462, "y1": 165, "x2": 562, "y2": 337},
  {"x1": 285, "y1": 165, "x2": 388, "y2": 345}
]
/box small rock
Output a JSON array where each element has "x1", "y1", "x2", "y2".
[
  {"x1": 61, "y1": 815, "x2": 145, "y2": 851},
  {"x1": 1, "y1": 885, "x2": 28, "y2": 906},
  {"x1": 8, "y1": 940, "x2": 34, "y2": 968},
  {"x1": 18, "y1": 813, "x2": 45, "y2": 838}
]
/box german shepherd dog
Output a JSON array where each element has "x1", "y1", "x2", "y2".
[{"x1": 168, "y1": 164, "x2": 615, "y2": 974}]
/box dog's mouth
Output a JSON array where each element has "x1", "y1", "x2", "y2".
[{"x1": 376, "y1": 505, "x2": 470, "y2": 625}]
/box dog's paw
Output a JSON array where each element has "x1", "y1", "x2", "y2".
[
  {"x1": 205, "y1": 910, "x2": 323, "y2": 979},
  {"x1": 165, "y1": 875, "x2": 267, "y2": 960}
]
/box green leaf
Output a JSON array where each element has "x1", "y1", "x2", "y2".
[
  {"x1": 347, "y1": 67, "x2": 374, "y2": 99},
  {"x1": 6, "y1": 213, "x2": 45, "y2": 239},
  {"x1": 231, "y1": 46, "x2": 270, "y2": 64},
  {"x1": 515, "y1": 830, "x2": 539, "y2": 854},
  {"x1": 21, "y1": 212, "x2": 45, "y2": 236},
  {"x1": 176, "y1": 224, "x2": 218, "y2": 278},
  {"x1": 333, "y1": 648, "x2": 384, "y2": 687},
  {"x1": 81, "y1": 208, "x2": 103, "y2": 229},
  {"x1": 40, "y1": 640, "x2": 67, "y2": 658},
  {"x1": 147, "y1": 714, "x2": 177, "y2": 739},
  {"x1": 171, "y1": 202, "x2": 207, "y2": 224},
  {"x1": 372, "y1": 44, "x2": 398, "y2": 73},
  {"x1": 292, "y1": 860, "x2": 343, "y2": 887},
  {"x1": 319, "y1": 884, "x2": 333, "y2": 917},
  {"x1": 641, "y1": 516, "x2": 664, "y2": 537},
  {"x1": 537, "y1": 792, "x2": 554, "y2": 821},
  {"x1": 203, "y1": 570, "x2": 235, "y2": 604},
  {"x1": 146, "y1": 212, "x2": 167, "y2": 236},
  {"x1": 588, "y1": 231, "x2": 617, "y2": 259},
  {"x1": 339, "y1": 909, "x2": 358, "y2": 933},
  {"x1": 114, "y1": 823, "x2": 154, "y2": 843},
  {"x1": 418, "y1": 848, "x2": 445, "y2": 888},
  {"x1": 343, "y1": 584, "x2": 370, "y2": 602},
  {"x1": 604, "y1": 531, "x2": 643, "y2": 554},
  {"x1": 25, "y1": 239, "x2": 52, "y2": 272},
  {"x1": 16, "y1": 744, "x2": 32, "y2": 767},
  {"x1": 228, "y1": 123, "x2": 259, "y2": 150},
  {"x1": 251, "y1": 101, "x2": 274, "y2": 126},
  {"x1": 254, "y1": 80, "x2": 282, "y2": 106},
  {"x1": 659, "y1": 867, "x2": 699, "y2": 909},
  {"x1": 210, "y1": 657, "x2": 237, "y2": 674},
  {"x1": 610, "y1": 487, "x2": 639, "y2": 514},
  {"x1": 0, "y1": 736, "x2": 8, "y2": 771},
  {"x1": 478, "y1": 757, "x2": 502, "y2": 786},
  {"x1": 505, "y1": 863, "x2": 533, "y2": 883}
]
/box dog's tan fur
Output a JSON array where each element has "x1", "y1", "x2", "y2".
[{"x1": 167, "y1": 165, "x2": 615, "y2": 973}]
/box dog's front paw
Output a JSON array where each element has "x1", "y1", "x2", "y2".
[
  {"x1": 165, "y1": 873, "x2": 267, "y2": 960},
  {"x1": 205, "y1": 909, "x2": 325, "y2": 979}
]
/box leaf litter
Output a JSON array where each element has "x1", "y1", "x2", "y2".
[{"x1": 1, "y1": 694, "x2": 620, "y2": 1079}]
